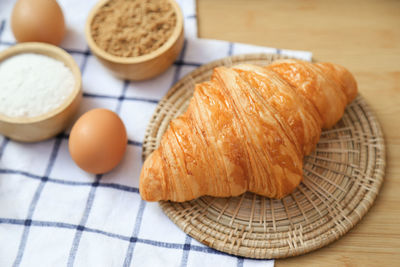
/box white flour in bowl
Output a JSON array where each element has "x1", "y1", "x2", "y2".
[{"x1": 0, "y1": 53, "x2": 75, "y2": 118}]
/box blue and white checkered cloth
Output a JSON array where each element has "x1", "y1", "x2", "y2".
[{"x1": 0, "y1": 0, "x2": 311, "y2": 266}]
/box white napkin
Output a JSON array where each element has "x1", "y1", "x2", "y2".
[{"x1": 0, "y1": 0, "x2": 311, "y2": 266}]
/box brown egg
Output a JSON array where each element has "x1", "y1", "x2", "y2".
[
  {"x1": 69, "y1": 109, "x2": 127, "y2": 174},
  {"x1": 11, "y1": 0, "x2": 65, "y2": 45}
]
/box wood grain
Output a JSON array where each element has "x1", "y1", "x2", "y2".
[{"x1": 197, "y1": 0, "x2": 400, "y2": 265}]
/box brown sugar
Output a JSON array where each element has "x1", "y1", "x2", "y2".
[{"x1": 91, "y1": 0, "x2": 177, "y2": 57}]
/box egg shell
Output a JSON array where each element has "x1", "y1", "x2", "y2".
[
  {"x1": 11, "y1": 0, "x2": 65, "y2": 45},
  {"x1": 69, "y1": 109, "x2": 127, "y2": 174}
]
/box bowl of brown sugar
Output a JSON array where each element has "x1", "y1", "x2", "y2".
[{"x1": 85, "y1": 0, "x2": 184, "y2": 81}]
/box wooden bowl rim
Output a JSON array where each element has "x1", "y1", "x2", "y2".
[
  {"x1": 85, "y1": 0, "x2": 184, "y2": 64},
  {"x1": 0, "y1": 42, "x2": 82, "y2": 124}
]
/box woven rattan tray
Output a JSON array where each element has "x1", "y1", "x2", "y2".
[{"x1": 142, "y1": 53, "x2": 385, "y2": 259}]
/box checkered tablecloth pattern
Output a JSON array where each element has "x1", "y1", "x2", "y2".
[{"x1": 0, "y1": 0, "x2": 311, "y2": 266}]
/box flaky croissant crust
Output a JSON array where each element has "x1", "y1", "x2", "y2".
[{"x1": 140, "y1": 59, "x2": 358, "y2": 202}]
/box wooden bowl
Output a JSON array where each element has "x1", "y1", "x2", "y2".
[
  {"x1": 0, "y1": 43, "x2": 82, "y2": 142},
  {"x1": 85, "y1": 0, "x2": 184, "y2": 81}
]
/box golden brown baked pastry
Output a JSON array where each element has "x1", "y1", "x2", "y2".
[{"x1": 139, "y1": 59, "x2": 358, "y2": 202}]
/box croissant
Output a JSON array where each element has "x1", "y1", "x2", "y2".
[{"x1": 140, "y1": 59, "x2": 358, "y2": 202}]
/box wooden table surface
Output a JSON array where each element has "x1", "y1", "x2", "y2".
[{"x1": 197, "y1": 0, "x2": 400, "y2": 266}]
